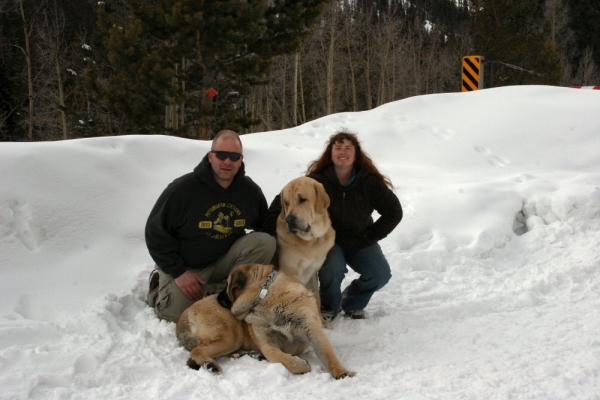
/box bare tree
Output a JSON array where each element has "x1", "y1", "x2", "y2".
[
  {"x1": 576, "y1": 47, "x2": 600, "y2": 85},
  {"x1": 325, "y1": 4, "x2": 338, "y2": 115},
  {"x1": 15, "y1": 0, "x2": 45, "y2": 140},
  {"x1": 374, "y1": 17, "x2": 406, "y2": 106},
  {"x1": 544, "y1": 0, "x2": 577, "y2": 85},
  {"x1": 3, "y1": 0, "x2": 72, "y2": 140},
  {"x1": 342, "y1": 13, "x2": 359, "y2": 112},
  {"x1": 361, "y1": 17, "x2": 375, "y2": 110},
  {"x1": 22, "y1": 0, "x2": 88, "y2": 141},
  {"x1": 292, "y1": 52, "x2": 299, "y2": 126},
  {"x1": 0, "y1": 45, "x2": 19, "y2": 138},
  {"x1": 44, "y1": 2, "x2": 70, "y2": 139}
]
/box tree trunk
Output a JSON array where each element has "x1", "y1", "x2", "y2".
[
  {"x1": 346, "y1": 27, "x2": 357, "y2": 111},
  {"x1": 377, "y1": 27, "x2": 391, "y2": 107},
  {"x1": 18, "y1": 0, "x2": 35, "y2": 140},
  {"x1": 299, "y1": 61, "x2": 306, "y2": 124},
  {"x1": 365, "y1": 34, "x2": 372, "y2": 110},
  {"x1": 326, "y1": 6, "x2": 337, "y2": 115},
  {"x1": 292, "y1": 52, "x2": 298, "y2": 126},
  {"x1": 280, "y1": 56, "x2": 287, "y2": 129},
  {"x1": 265, "y1": 85, "x2": 272, "y2": 132},
  {"x1": 55, "y1": 55, "x2": 67, "y2": 139},
  {"x1": 180, "y1": 56, "x2": 185, "y2": 128}
]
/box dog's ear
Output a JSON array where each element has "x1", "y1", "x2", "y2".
[
  {"x1": 280, "y1": 190, "x2": 288, "y2": 216},
  {"x1": 314, "y1": 181, "x2": 330, "y2": 214},
  {"x1": 217, "y1": 289, "x2": 232, "y2": 309},
  {"x1": 226, "y1": 268, "x2": 247, "y2": 302}
]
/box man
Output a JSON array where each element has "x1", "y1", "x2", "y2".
[{"x1": 145, "y1": 130, "x2": 275, "y2": 322}]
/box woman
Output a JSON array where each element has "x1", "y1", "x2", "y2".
[{"x1": 263, "y1": 129, "x2": 402, "y2": 320}]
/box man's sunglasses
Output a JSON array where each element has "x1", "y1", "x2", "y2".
[{"x1": 210, "y1": 150, "x2": 243, "y2": 162}]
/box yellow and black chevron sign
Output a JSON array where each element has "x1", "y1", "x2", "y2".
[{"x1": 462, "y1": 56, "x2": 483, "y2": 92}]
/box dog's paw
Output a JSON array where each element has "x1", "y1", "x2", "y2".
[
  {"x1": 230, "y1": 305, "x2": 250, "y2": 320},
  {"x1": 186, "y1": 358, "x2": 200, "y2": 370},
  {"x1": 247, "y1": 351, "x2": 267, "y2": 361},
  {"x1": 230, "y1": 350, "x2": 266, "y2": 361},
  {"x1": 288, "y1": 357, "x2": 312, "y2": 374},
  {"x1": 333, "y1": 369, "x2": 356, "y2": 379},
  {"x1": 202, "y1": 361, "x2": 223, "y2": 374}
]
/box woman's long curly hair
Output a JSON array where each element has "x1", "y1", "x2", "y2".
[{"x1": 305, "y1": 129, "x2": 394, "y2": 189}]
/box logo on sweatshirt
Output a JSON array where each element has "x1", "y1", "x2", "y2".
[{"x1": 199, "y1": 202, "x2": 246, "y2": 239}]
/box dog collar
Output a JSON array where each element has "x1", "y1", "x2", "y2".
[{"x1": 259, "y1": 270, "x2": 277, "y2": 299}]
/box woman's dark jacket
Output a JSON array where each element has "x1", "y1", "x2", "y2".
[{"x1": 262, "y1": 165, "x2": 402, "y2": 252}]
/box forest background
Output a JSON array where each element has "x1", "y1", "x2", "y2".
[{"x1": 1, "y1": 0, "x2": 599, "y2": 142}]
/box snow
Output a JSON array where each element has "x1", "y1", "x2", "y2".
[{"x1": 1, "y1": 85, "x2": 599, "y2": 400}]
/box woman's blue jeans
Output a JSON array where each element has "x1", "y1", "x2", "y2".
[{"x1": 318, "y1": 243, "x2": 392, "y2": 317}]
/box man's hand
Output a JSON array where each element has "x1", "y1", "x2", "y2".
[{"x1": 174, "y1": 270, "x2": 205, "y2": 301}]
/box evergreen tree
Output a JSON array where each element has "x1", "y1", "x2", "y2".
[
  {"x1": 470, "y1": 0, "x2": 562, "y2": 87},
  {"x1": 86, "y1": 0, "x2": 330, "y2": 137}
]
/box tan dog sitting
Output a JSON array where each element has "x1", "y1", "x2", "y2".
[
  {"x1": 276, "y1": 177, "x2": 335, "y2": 311},
  {"x1": 176, "y1": 263, "x2": 355, "y2": 379}
]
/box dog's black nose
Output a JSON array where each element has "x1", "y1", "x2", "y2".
[{"x1": 286, "y1": 214, "x2": 300, "y2": 232}]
